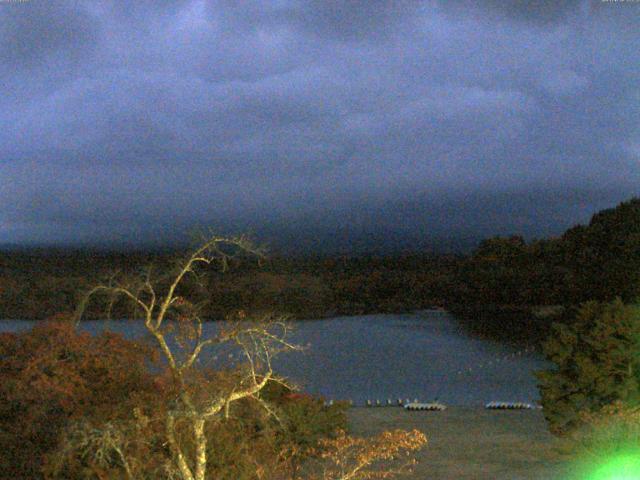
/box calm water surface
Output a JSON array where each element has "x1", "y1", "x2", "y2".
[{"x1": 0, "y1": 311, "x2": 549, "y2": 406}]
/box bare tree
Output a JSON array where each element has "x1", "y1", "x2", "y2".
[
  {"x1": 75, "y1": 235, "x2": 301, "y2": 480},
  {"x1": 70, "y1": 234, "x2": 428, "y2": 480}
]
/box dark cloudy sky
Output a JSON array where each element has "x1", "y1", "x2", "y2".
[{"x1": 1, "y1": 1, "x2": 639, "y2": 253}]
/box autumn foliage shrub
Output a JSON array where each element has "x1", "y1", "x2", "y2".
[
  {"x1": 297, "y1": 429, "x2": 427, "y2": 480},
  {"x1": 263, "y1": 383, "x2": 348, "y2": 449},
  {"x1": 280, "y1": 396, "x2": 348, "y2": 449},
  {"x1": 0, "y1": 317, "x2": 353, "y2": 479},
  {"x1": 50, "y1": 393, "x2": 289, "y2": 480},
  {"x1": 0, "y1": 316, "x2": 156, "y2": 479}
]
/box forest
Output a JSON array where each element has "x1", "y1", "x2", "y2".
[{"x1": 2, "y1": 198, "x2": 639, "y2": 345}]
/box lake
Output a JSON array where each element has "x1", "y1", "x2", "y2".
[{"x1": 0, "y1": 310, "x2": 549, "y2": 406}]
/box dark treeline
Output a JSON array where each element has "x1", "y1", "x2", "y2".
[
  {"x1": 449, "y1": 197, "x2": 640, "y2": 343},
  {"x1": 0, "y1": 247, "x2": 459, "y2": 321},
  {"x1": 2, "y1": 197, "x2": 639, "y2": 344}
]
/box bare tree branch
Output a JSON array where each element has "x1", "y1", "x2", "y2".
[{"x1": 73, "y1": 234, "x2": 297, "y2": 480}]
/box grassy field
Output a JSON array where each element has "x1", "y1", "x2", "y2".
[{"x1": 348, "y1": 407, "x2": 571, "y2": 480}]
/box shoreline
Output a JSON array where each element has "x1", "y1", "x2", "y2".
[
  {"x1": 348, "y1": 406, "x2": 569, "y2": 480},
  {"x1": 0, "y1": 308, "x2": 546, "y2": 350},
  {"x1": 0, "y1": 308, "x2": 443, "y2": 322}
]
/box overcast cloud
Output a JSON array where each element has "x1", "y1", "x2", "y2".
[{"x1": 1, "y1": 0, "x2": 639, "y2": 253}]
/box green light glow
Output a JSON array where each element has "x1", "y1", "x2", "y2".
[{"x1": 580, "y1": 451, "x2": 640, "y2": 480}]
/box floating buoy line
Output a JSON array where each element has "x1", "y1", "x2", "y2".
[
  {"x1": 453, "y1": 345, "x2": 537, "y2": 377},
  {"x1": 318, "y1": 343, "x2": 541, "y2": 410},
  {"x1": 323, "y1": 398, "x2": 540, "y2": 410},
  {"x1": 485, "y1": 401, "x2": 539, "y2": 410},
  {"x1": 431, "y1": 342, "x2": 539, "y2": 404}
]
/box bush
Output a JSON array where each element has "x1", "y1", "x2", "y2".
[
  {"x1": 564, "y1": 401, "x2": 640, "y2": 457},
  {"x1": 554, "y1": 401, "x2": 640, "y2": 480},
  {"x1": 0, "y1": 317, "x2": 350, "y2": 479},
  {"x1": 536, "y1": 299, "x2": 640, "y2": 435},
  {"x1": 257, "y1": 381, "x2": 349, "y2": 475},
  {"x1": 279, "y1": 394, "x2": 348, "y2": 450},
  {"x1": 0, "y1": 316, "x2": 156, "y2": 479}
]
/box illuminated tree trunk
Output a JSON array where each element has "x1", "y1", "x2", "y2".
[
  {"x1": 166, "y1": 414, "x2": 195, "y2": 480},
  {"x1": 193, "y1": 418, "x2": 207, "y2": 480}
]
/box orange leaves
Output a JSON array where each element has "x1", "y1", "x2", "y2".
[
  {"x1": 301, "y1": 429, "x2": 427, "y2": 480},
  {"x1": 0, "y1": 318, "x2": 157, "y2": 478},
  {"x1": 283, "y1": 392, "x2": 314, "y2": 402}
]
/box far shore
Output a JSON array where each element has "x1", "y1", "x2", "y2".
[{"x1": 0, "y1": 308, "x2": 444, "y2": 322}]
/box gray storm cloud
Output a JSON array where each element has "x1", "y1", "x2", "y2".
[{"x1": 1, "y1": 0, "x2": 638, "y2": 252}]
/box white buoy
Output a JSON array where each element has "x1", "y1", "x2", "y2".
[
  {"x1": 404, "y1": 402, "x2": 446, "y2": 411},
  {"x1": 485, "y1": 401, "x2": 533, "y2": 410}
]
